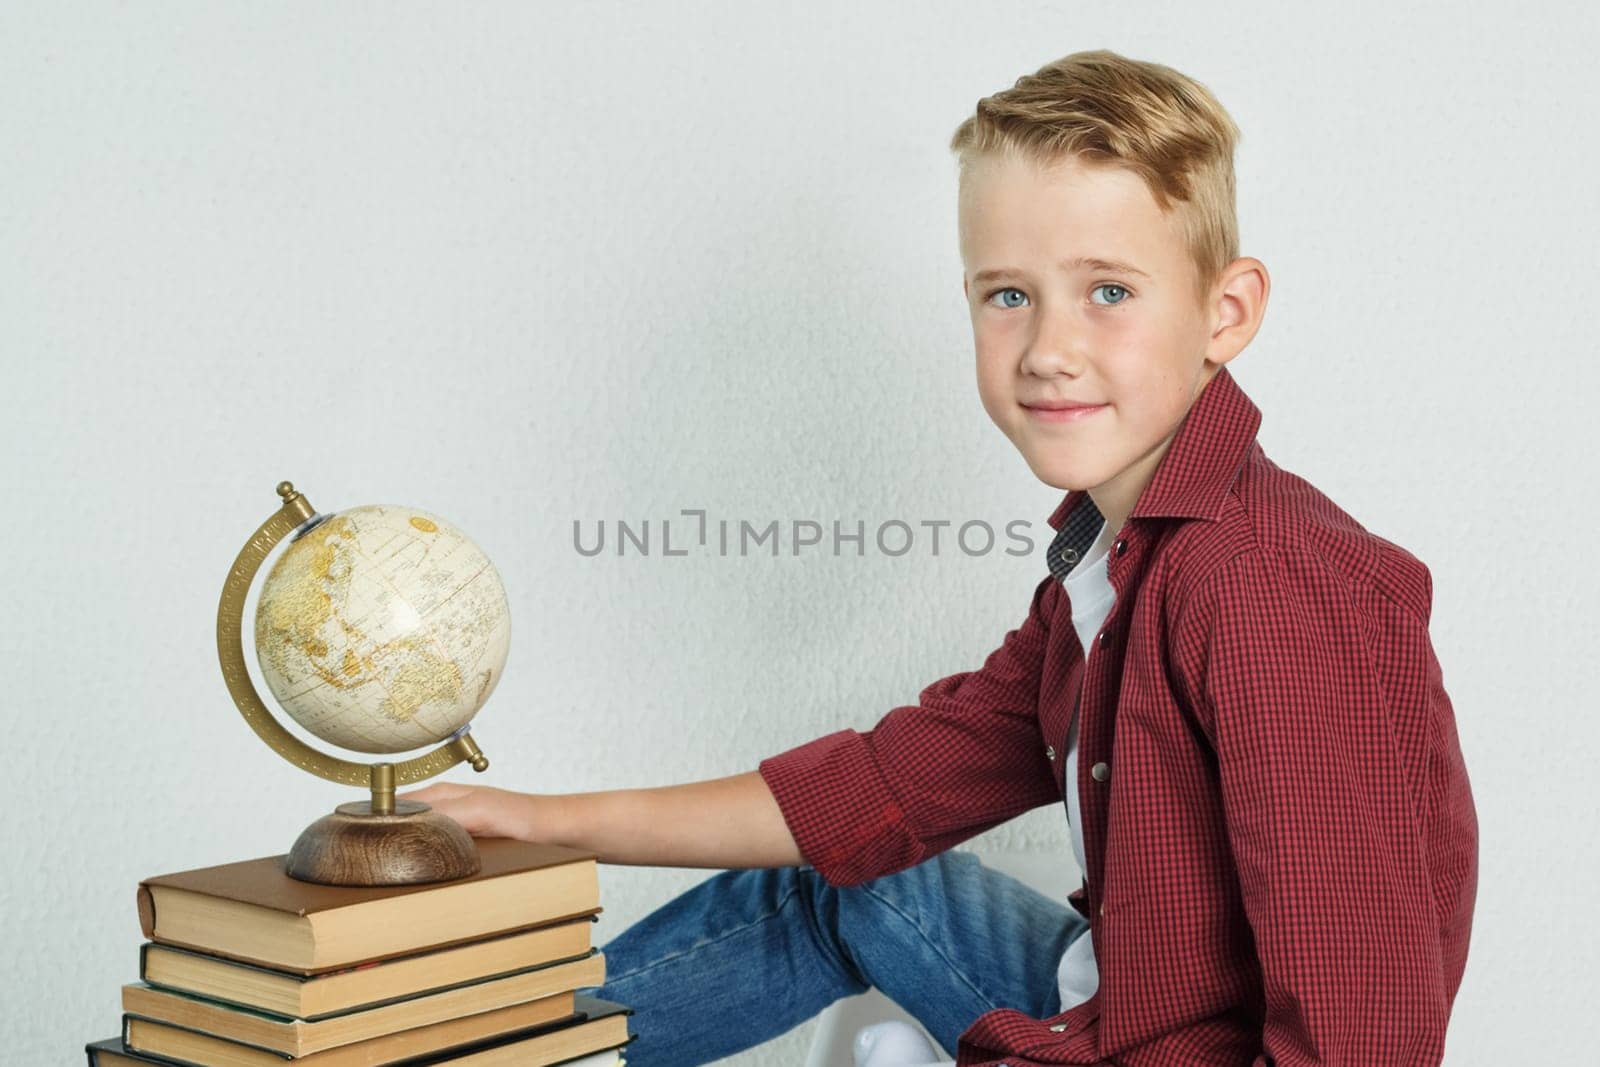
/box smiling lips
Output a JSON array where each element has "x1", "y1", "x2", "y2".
[{"x1": 1023, "y1": 399, "x2": 1107, "y2": 423}]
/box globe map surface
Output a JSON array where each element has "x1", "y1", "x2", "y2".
[{"x1": 253, "y1": 504, "x2": 511, "y2": 754}]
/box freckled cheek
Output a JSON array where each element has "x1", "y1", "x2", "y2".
[
  {"x1": 973, "y1": 347, "x2": 1007, "y2": 384},
  {"x1": 1094, "y1": 316, "x2": 1146, "y2": 348},
  {"x1": 973, "y1": 366, "x2": 1014, "y2": 426},
  {"x1": 974, "y1": 376, "x2": 1007, "y2": 422},
  {"x1": 1092, "y1": 323, "x2": 1164, "y2": 379}
]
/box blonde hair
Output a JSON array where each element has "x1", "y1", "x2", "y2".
[{"x1": 949, "y1": 49, "x2": 1241, "y2": 305}]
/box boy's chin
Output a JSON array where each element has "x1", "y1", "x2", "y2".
[
  {"x1": 1022, "y1": 459, "x2": 1098, "y2": 494},
  {"x1": 1000, "y1": 431, "x2": 1106, "y2": 493}
]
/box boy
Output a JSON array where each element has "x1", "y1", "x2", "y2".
[{"x1": 402, "y1": 48, "x2": 1477, "y2": 1067}]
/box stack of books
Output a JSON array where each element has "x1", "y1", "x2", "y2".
[{"x1": 83, "y1": 838, "x2": 635, "y2": 1065}]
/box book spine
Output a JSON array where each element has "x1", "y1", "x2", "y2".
[{"x1": 136, "y1": 885, "x2": 156, "y2": 940}]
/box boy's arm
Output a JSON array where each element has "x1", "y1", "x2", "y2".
[
  {"x1": 757, "y1": 573, "x2": 1061, "y2": 887},
  {"x1": 399, "y1": 772, "x2": 804, "y2": 869},
  {"x1": 1174, "y1": 546, "x2": 1475, "y2": 1067}
]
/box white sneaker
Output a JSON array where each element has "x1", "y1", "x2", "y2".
[{"x1": 851, "y1": 1020, "x2": 950, "y2": 1067}]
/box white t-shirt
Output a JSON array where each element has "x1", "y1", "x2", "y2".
[{"x1": 1055, "y1": 516, "x2": 1116, "y2": 1010}]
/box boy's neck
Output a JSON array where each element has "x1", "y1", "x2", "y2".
[
  {"x1": 1086, "y1": 483, "x2": 1142, "y2": 543},
  {"x1": 1088, "y1": 493, "x2": 1125, "y2": 541}
]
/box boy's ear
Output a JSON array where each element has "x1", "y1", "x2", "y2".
[{"x1": 1207, "y1": 257, "x2": 1270, "y2": 362}]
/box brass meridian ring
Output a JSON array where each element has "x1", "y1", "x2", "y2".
[{"x1": 215, "y1": 481, "x2": 488, "y2": 788}]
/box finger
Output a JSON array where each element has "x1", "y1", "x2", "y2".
[{"x1": 399, "y1": 783, "x2": 470, "y2": 803}]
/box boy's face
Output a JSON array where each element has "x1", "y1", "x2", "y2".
[{"x1": 959, "y1": 151, "x2": 1237, "y2": 529}]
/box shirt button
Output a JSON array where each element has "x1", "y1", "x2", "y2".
[
  {"x1": 1045, "y1": 744, "x2": 1056, "y2": 761},
  {"x1": 1099, "y1": 902, "x2": 1106, "y2": 916},
  {"x1": 1098, "y1": 629, "x2": 1109, "y2": 645},
  {"x1": 1059, "y1": 547, "x2": 1079, "y2": 565},
  {"x1": 1049, "y1": 1022, "x2": 1069, "y2": 1032},
  {"x1": 1090, "y1": 760, "x2": 1109, "y2": 782},
  {"x1": 1114, "y1": 538, "x2": 1127, "y2": 556}
]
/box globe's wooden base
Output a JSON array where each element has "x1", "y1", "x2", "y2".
[{"x1": 286, "y1": 800, "x2": 482, "y2": 886}]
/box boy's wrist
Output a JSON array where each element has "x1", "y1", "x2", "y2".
[{"x1": 528, "y1": 789, "x2": 615, "y2": 855}]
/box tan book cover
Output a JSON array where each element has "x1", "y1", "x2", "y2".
[
  {"x1": 86, "y1": 1036, "x2": 629, "y2": 1065},
  {"x1": 121, "y1": 992, "x2": 631, "y2": 1066},
  {"x1": 121, "y1": 950, "x2": 605, "y2": 1056},
  {"x1": 419, "y1": 998, "x2": 632, "y2": 1066},
  {"x1": 140, "y1": 915, "x2": 597, "y2": 1018},
  {"x1": 137, "y1": 838, "x2": 600, "y2": 971}
]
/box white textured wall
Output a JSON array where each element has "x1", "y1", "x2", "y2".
[{"x1": 3, "y1": 3, "x2": 1596, "y2": 1064}]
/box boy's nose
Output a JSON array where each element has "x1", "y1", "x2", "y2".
[{"x1": 1019, "y1": 330, "x2": 1087, "y2": 379}]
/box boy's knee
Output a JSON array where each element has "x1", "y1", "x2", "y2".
[
  {"x1": 813, "y1": 853, "x2": 967, "y2": 952},
  {"x1": 854, "y1": 851, "x2": 971, "y2": 909},
  {"x1": 787, "y1": 853, "x2": 974, "y2": 934}
]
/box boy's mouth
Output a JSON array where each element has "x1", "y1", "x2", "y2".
[{"x1": 1022, "y1": 401, "x2": 1108, "y2": 423}]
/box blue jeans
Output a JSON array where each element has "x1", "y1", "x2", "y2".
[{"x1": 575, "y1": 850, "x2": 1088, "y2": 1066}]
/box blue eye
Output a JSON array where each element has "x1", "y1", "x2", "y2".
[
  {"x1": 983, "y1": 284, "x2": 1131, "y2": 308},
  {"x1": 986, "y1": 287, "x2": 1029, "y2": 309}
]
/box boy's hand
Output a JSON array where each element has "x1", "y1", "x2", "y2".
[{"x1": 396, "y1": 782, "x2": 539, "y2": 841}]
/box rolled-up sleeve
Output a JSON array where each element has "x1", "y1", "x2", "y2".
[
  {"x1": 758, "y1": 574, "x2": 1062, "y2": 886},
  {"x1": 1176, "y1": 547, "x2": 1461, "y2": 1066}
]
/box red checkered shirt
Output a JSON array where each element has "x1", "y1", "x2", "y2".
[{"x1": 758, "y1": 365, "x2": 1478, "y2": 1066}]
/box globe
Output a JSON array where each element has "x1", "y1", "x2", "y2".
[{"x1": 252, "y1": 504, "x2": 511, "y2": 755}]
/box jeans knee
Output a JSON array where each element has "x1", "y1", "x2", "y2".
[
  {"x1": 779, "y1": 863, "x2": 876, "y2": 990},
  {"x1": 849, "y1": 850, "x2": 969, "y2": 924}
]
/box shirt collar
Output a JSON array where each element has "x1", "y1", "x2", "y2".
[{"x1": 1044, "y1": 363, "x2": 1262, "y2": 545}]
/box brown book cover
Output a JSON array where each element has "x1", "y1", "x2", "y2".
[
  {"x1": 83, "y1": 1038, "x2": 170, "y2": 1065},
  {"x1": 119, "y1": 951, "x2": 605, "y2": 1056},
  {"x1": 137, "y1": 838, "x2": 601, "y2": 971},
  {"x1": 121, "y1": 992, "x2": 630, "y2": 1065},
  {"x1": 139, "y1": 914, "x2": 598, "y2": 1018}
]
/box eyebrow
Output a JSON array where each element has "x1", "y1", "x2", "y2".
[{"x1": 972, "y1": 257, "x2": 1152, "y2": 285}]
